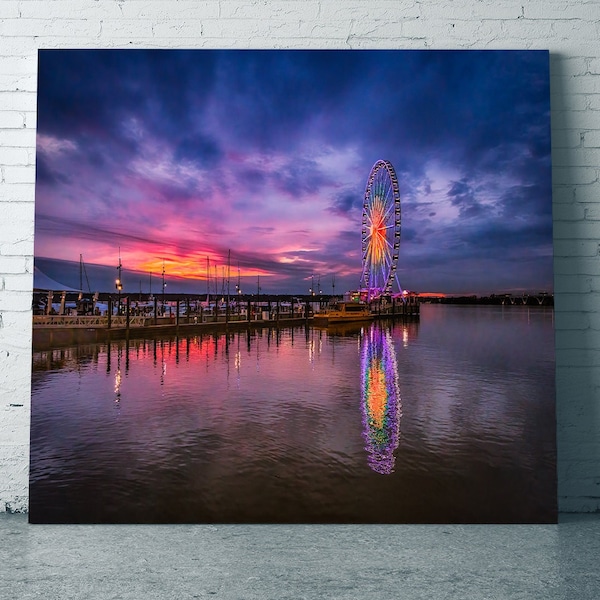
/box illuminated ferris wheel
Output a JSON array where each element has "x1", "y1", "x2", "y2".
[{"x1": 360, "y1": 159, "x2": 402, "y2": 300}]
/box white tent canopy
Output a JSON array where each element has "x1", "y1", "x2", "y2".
[{"x1": 33, "y1": 267, "x2": 81, "y2": 292}]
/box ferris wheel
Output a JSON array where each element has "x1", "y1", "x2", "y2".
[{"x1": 360, "y1": 159, "x2": 402, "y2": 300}]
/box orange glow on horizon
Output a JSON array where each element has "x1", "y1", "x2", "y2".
[
  {"x1": 136, "y1": 256, "x2": 275, "y2": 281},
  {"x1": 416, "y1": 292, "x2": 448, "y2": 298}
]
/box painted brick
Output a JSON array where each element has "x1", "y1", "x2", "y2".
[
  {"x1": 555, "y1": 329, "x2": 600, "y2": 350},
  {"x1": 0, "y1": 406, "x2": 30, "y2": 446},
  {"x1": 549, "y1": 128, "x2": 583, "y2": 152},
  {"x1": 574, "y1": 182, "x2": 600, "y2": 203},
  {"x1": 0, "y1": 238, "x2": 34, "y2": 256},
  {"x1": 18, "y1": 0, "x2": 124, "y2": 20},
  {"x1": 561, "y1": 74, "x2": 600, "y2": 95},
  {"x1": 0, "y1": 290, "x2": 31, "y2": 312},
  {"x1": 220, "y1": 0, "x2": 320, "y2": 20},
  {"x1": 0, "y1": 226, "x2": 34, "y2": 249},
  {"x1": 0, "y1": 2, "x2": 19, "y2": 19},
  {"x1": 320, "y1": 1, "x2": 420, "y2": 21},
  {"x1": 0, "y1": 17, "x2": 102, "y2": 38},
  {"x1": 0, "y1": 112, "x2": 26, "y2": 130},
  {"x1": 551, "y1": 185, "x2": 576, "y2": 203},
  {"x1": 552, "y1": 166, "x2": 598, "y2": 186},
  {"x1": 0, "y1": 91, "x2": 37, "y2": 112},
  {"x1": 422, "y1": 2, "x2": 523, "y2": 20},
  {"x1": 0, "y1": 127, "x2": 36, "y2": 146},
  {"x1": 151, "y1": 21, "x2": 205, "y2": 38},
  {"x1": 552, "y1": 147, "x2": 600, "y2": 168},
  {"x1": 552, "y1": 203, "x2": 585, "y2": 221},
  {"x1": 551, "y1": 19, "x2": 600, "y2": 41},
  {"x1": 555, "y1": 292, "x2": 600, "y2": 313},
  {"x1": 552, "y1": 239, "x2": 600, "y2": 257},
  {"x1": 551, "y1": 55, "x2": 591, "y2": 77},
  {"x1": 349, "y1": 19, "x2": 415, "y2": 39},
  {"x1": 98, "y1": 19, "x2": 157, "y2": 38},
  {"x1": 555, "y1": 348, "x2": 600, "y2": 367},
  {"x1": 550, "y1": 93, "x2": 588, "y2": 111},
  {"x1": 0, "y1": 56, "x2": 38, "y2": 75},
  {"x1": 0, "y1": 145, "x2": 28, "y2": 164},
  {"x1": 553, "y1": 310, "x2": 590, "y2": 330},
  {"x1": 0, "y1": 256, "x2": 28, "y2": 275},
  {"x1": 555, "y1": 257, "x2": 600, "y2": 277},
  {"x1": 583, "y1": 205, "x2": 600, "y2": 220},
  {"x1": 0, "y1": 74, "x2": 37, "y2": 94},
  {"x1": 551, "y1": 107, "x2": 600, "y2": 129},
  {"x1": 3, "y1": 273, "x2": 33, "y2": 292},
  {"x1": 583, "y1": 130, "x2": 600, "y2": 147},
  {"x1": 120, "y1": 1, "x2": 220, "y2": 20},
  {"x1": 3, "y1": 165, "x2": 35, "y2": 184},
  {"x1": 0, "y1": 184, "x2": 35, "y2": 202},
  {"x1": 587, "y1": 311, "x2": 600, "y2": 331},
  {"x1": 524, "y1": 2, "x2": 600, "y2": 20},
  {"x1": 553, "y1": 221, "x2": 600, "y2": 240},
  {"x1": 499, "y1": 19, "x2": 556, "y2": 39}
]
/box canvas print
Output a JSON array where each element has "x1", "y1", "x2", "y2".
[{"x1": 30, "y1": 49, "x2": 555, "y2": 523}]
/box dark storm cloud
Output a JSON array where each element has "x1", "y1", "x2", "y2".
[
  {"x1": 38, "y1": 50, "x2": 216, "y2": 138},
  {"x1": 174, "y1": 134, "x2": 223, "y2": 169},
  {"x1": 461, "y1": 220, "x2": 553, "y2": 254},
  {"x1": 270, "y1": 157, "x2": 331, "y2": 199},
  {"x1": 499, "y1": 181, "x2": 553, "y2": 219},
  {"x1": 146, "y1": 178, "x2": 207, "y2": 206},
  {"x1": 447, "y1": 178, "x2": 484, "y2": 219},
  {"x1": 238, "y1": 168, "x2": 266, "y2": 191},
  {"x1": 35, "y1": 154, "x2": 71, "y2": 186},
  {"x1": 328, "y1": 189, "x2": 363, "y2": 217},
  {"x1": 37, "y1": 49, "x2": 550, "y2": 172},
  {"x1": 208, "y1": 50, "x2": 371, "y2": 151},
  {"x1": 36, "y1": 214, "x2": 165, "y2": 249}
]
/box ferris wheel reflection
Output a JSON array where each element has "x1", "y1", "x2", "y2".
[{"x1": 360, "y1": 324, "x2": 401, "y2": 475}]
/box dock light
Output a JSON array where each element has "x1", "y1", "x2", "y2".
[{"x1": 115, "y1": 278, "x2": 122, "y2": 291}]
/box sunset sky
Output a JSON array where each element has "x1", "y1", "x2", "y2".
[{"x1": 34, "y1": 49, "x2": 552, "y2": 295}]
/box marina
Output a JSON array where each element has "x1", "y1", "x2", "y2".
[{"x1": 31, "y1": 292, "x2": 421, "y2": 350}]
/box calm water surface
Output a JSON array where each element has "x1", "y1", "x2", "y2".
[{"x1": 30, "y1": 304, "x2": 556, "y2": 523}]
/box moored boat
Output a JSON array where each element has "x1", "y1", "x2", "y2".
[{"x1": 314, "y1": 301, "x2": 373, "y2": 325}]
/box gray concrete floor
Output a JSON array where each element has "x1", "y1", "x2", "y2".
[{"x1": 1, "y1": 514, "x2": 599, "y2": 599}]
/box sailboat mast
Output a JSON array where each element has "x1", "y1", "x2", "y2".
[
  {"x1": 227, "y1": 250, "x2": 231, "y2": 299},
  {"x1": 206, "y1": 256, "x2": 210, "y2": 301}
]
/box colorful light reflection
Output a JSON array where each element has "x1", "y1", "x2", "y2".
[{"x1": 360, "y1": 325, "x2": 401, "y2": 474}]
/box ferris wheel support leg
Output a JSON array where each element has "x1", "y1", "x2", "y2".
[{"x1": 395, "y1": 273, "x2": 404, "y2": 296}]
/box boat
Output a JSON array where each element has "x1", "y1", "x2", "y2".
[{"x1": 313, "y1": 301, "x2": 374, "y2": 325}]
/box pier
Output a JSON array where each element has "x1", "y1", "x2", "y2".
[{"x1": 32, "y1": 293, "x2": 421, "y2": 350}]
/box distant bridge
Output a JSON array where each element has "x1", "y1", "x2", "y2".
[{"x1": 499, "y1": 293, "x2": 553, "y2": 306}]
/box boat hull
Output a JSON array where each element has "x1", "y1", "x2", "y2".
[{"x1": 314, "y1": 302, "x2": 373, "y2": 325}]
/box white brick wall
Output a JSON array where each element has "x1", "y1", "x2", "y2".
[{"x1": 1, "y1": 0, "x2": 599, "y2": 514}]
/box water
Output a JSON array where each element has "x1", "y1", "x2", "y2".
[{"x1": 29, "y1": 304, "x2": 557, "y2": 523}]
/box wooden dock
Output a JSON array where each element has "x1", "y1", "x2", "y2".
[
  {"x1": 32, "y1": 314, "x2": 313, "y2": 350},
  {"x1": 32, "y1": 295, "x2": 420, "y2": 350}
]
